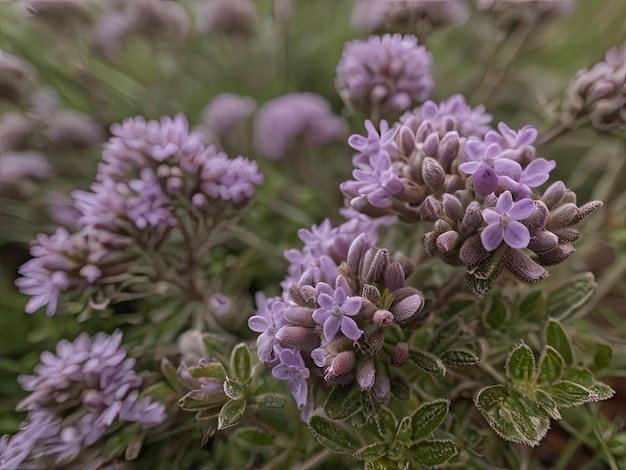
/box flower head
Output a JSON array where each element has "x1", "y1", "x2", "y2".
[
  {"x1": 336, "y1": 34, "x2": 434, "y2": 118},
  {"x1": 253, "y1": 93, "x2": 347, "y2": 160},
  {"x1": 481, "y1": 191, "x2": 534, "y2": 251}
]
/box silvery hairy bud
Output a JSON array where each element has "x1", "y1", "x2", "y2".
[
  {"x1": 390, "y1": 293, "x2": 424, "y2": 325},
  {"x1": 359, "y1": 325, "x2": 384, "y2": 357},
  {"x1": 391, "y1": 342, "x2": 410, "y2": 367},
  {"x1": 362, "y1": 248, "x2": 390, "y2": 284},
  {"x1": 373, "y1": 309, "x2": 394, "y2": 327},
  {"x1": 383, "y1": 262, "x2": 405, "y2": 292},
  {"x1": 325, "y1": 351, "x2": 357, "y2": 379},
  {"x1": 442, "y1": 193, "x2": 464, "y2": 222},
  {"x1": 356, "y1": 358, "x2": 376, "y2": 390},
  {"x1": 275, "y1": 326, "x2": 320, "y2": 351},
  {"x1": 502, "y1": 248, "x2": 549, "y2": 283},
  {"x1": 283, "y1": 305, "x2": 317, "y2": 327},
  {"x1": 422, "y1": 157, "x2": 446, "y2": 192},
  {"x1": 436, "y1": 230, "x2": 462, "y2": 254},
  {"x1": 311, "y1": 336, "x2": 353, "y2": 368},
  {"x1": 371, "y1": 367, "x2": 391, "y2": 404}
]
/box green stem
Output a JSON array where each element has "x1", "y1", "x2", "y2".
[{"x1": 292, "y1": 449, "x2": 333, "y2": 470}]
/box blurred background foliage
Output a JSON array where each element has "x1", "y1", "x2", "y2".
[{"x1": 0, "y1": 0, "x2": 625, "y2": 467}]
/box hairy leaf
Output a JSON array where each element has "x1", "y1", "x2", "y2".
[
  {"x1": 355, "y1": 442, "x2": 387, "y2": 461},
  {"x1": 440, "y1": 349, "x2": 479, "y2": 367},
  {"x1": 546, "y1": 272, "x2": 596, "y2": 321},
  {"x1": 411, "y1": 399, "x2": 450, "y2": 441},
  {"x1": 230, "y1": 343, "x2": 253, "y2": 383},
  {"x1": 506, "y1": 341, "x2": 535, "y2": 382},
  {"x1": 545, "y1": 320, "x2": 573, "y2": 365},
  {"x1": 408, "y1": 348, "x2": 446, "y2": 377},
  {"x1": 324, "y1": 385, "x2": 361, "y2": 420},
  {"x1": 217, "y1": 399, "x2": 246, "y2": 430},
  {"x1": 408, "y1": 439, "x2": 458, "y2": 468},
  {"x1": 308, "y1": 415, "x2": 360, "y2": 454},
  {"x1": 536, "y1": 346, "x2": 564, "y2": 384}
]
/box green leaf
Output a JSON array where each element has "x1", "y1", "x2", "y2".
[
  {"x1": 545, "y1": 320, "x2": 573, "y2": 365},
  {"x1": 229, "y1": 343, "x2": 253, "y2": 383},
  {"x1": 408, "y1": 348, "x2": 446, "y2": 377},
  {"x1": 546, "y1": 272, "x2": 597, "y2": 321},
  {"x1": 408, "y1": 439, "x2": 458, "y2": 468},
  {"x1": 483, "y1": 296, "x2": 507, "y2": 329},
  {"x1": 231, "y1": 426, "x2": 275, "y2": 449},
  {"x1": 411, "y1": 399, "x2": 450, "y2": 441},
  {"x1": 544, "y1": 380, "x2": 592, "y2": 408},
  {"x1": 189, "y1": 361, "x2": 227, "y2": 381},
  {"x1": 560, "y1": 368, "x2": 615, "y2": 402},
  {"x1": 224, "y1": 377, "x2": 247, "y2": 401},
  {"x1": 324, "y1": 385, "x2": 361, "y2": 420},
  {"x1": 592, "y1": 343, "x2": 613, "y2": 371},
  {"x1": 536, "y1": 389, "x2": 562, "y2": 420},
  {"x1": 217, "y1": 399, "x2": 246, "y2": 430},
  {"x1": 160, "y1": 358, "x2": 184, "y2": 392},
  {"x1": 536, "y1": 346, "x2": 564, "y2": 384},
  {"x1": 506, "y1": 341, "x2": 536, "y2": 382},
  {"x1": 307, "y1": 415, "x2": 361, "y2": 454},
  {"x1": 395, "y1": 416, "x2": 412, "y2": 444},
  {"x1": 519, "y1": 290, "x2": 546, "y2": 318},
  {"x1": 365, "y1": 458, "x2": 396, "y2": 470},
  {"x1": 474, "y1": 385, "x2": 550, "y2": 447},
  {"x1": 440, "y1": 349, "x2": 479, "y2": 367},
  {"x1": 355, "y1": 442, "x2": 387, "y2": 461},
  {"x1": 254, "y1": 394, "x2": 288, "y2": 409}
]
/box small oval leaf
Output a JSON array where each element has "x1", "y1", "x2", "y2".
[
  {"x1": 307, "y1": 415, "x2": 361, "y2": 454},
  {"x1": 537, "y1": 346, "x2": 564, "y2": 384},
  {"x1": 324, "y1": 385, "x2": 362, "y2": 420},
  {"x1": 218, "y1": 399, "x2": 246, "y2": 430},
  {"x1": 547, "y1": 272, "x2": 597, "y2": 321},
  {"x1": 411, "y1": 399, "x2": 450, "y2": 441},
  {"x1": 230, "y1": 343, "x2": 253, "y2": 383},
  {"x1": 545, "y1": 320, "x2": 573, "y2": 365},
  {"x1": 440, "y1": 349, "x2": 479, "y2": 367},
  {"x1": 506, "y1": 341, "x2": 536, "y2": 382},
  {"x1": 408, "y1": 439, "x2": 458, "y2": 468},
  {"x1": 408, "y1": 348, "x2": 446, "y2": 377}
]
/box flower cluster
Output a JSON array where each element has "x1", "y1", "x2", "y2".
[
  {"x1": 253, "y1": 93, "x2": 348, "y2": 160},
  {"x1": 476, "y1": 0, "x2": 575, "y2": 29},
  {"x1": 335, "y1": 34, "x2": 434, "y2": 119},
  {"x1": 351, "y1": 0, "x2": 469, "y2": 36},
  {"x1": 250, "y1": 228, "x2": 425, "y2": 414},
  {"x1": 341, "y1": 95, "x2": 602, "y2": 295},
  {"x1": 0, "y1": 331, "x2": 165, "y2": 469},
  {"x1": 16, "y1": 114, "x2": 263, "y2": 316},
  {"x1": 563, "y1": 41, "x2": 626, "y2": 132}
]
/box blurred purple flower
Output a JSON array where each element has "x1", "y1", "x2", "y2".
[
  {"x1": 312, "y1": 282, "x2": 363, "y2": 342},
  {"x1": 196, "y1": 0, "x2": 257, "y2": 36},
  {"x1": 336, "y1": 34, "x2": 434, "y2": 117},
  {"x1": 0, "y1": 151, "x2": 51, "y2": 181},
  {"x1": 481, "y1": 191, "x2": 534, "y2": 251},
  {"x1": 201, "y1": 93, "x2": 257, "y2": 138},
  {"x1": 271, "y1": 349, "x2": 310, "y2": 409},
  {"x1": 253, "y1": 93, "x2": 348, "y2": 160},
  {"x1": 126, "y1": 168, "x2": 177, "y2": 229}
]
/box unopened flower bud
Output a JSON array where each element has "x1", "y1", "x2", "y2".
[
  {"x1": 325, "y1": 351, "x2": 356, "y2": 379},
  {"x1": 547, "y1": 203, "x2": 578, "y2": 229},
  {"x1": 419, "y1": 195, "x2": 443, "y2": 220},
  {"x1": 360, "y1": 326, "x2": 384, "y2": 357},
  {"x1": 275, "y1": 326, "x2": 320, "y2": 351},
  {"x1": 384, "y1": 262, "x2": 405, "y2": 292},
  {"x1": 356, "y1": 358, "x2": 376, "y2": 390},
  {"x1": 358, "y1": 298, "x2": 378, "y2": 320},
  {"x1": 423, "y1": 133, "x2": 440, "y2": 157},
  {"x1": 542, "y1": 181, "x2": 566, "y2": 209},
  {"x1": 551, "y1": 228, "x2": 580, "y2": 243},
  {"x1": 371, "y1": 368, "x2": 391, "y2": 405},
  {"x1": 523, "y1": 200, "x2": 550, "y2": 236},
  {"x1": 363, "y1": 248, "x2": 390, "y2": 284},
  {"x1": 442, "y1": 193, "x2": 463, "y2": 222},
  {"x1": 283, "y1": 305, "x2": 317, "y2": 327},
  {"x1": 209, "y1": 293, "x2": 231, "y2": 317},
  {"x1": 361, "y1": 283, "x2": 381, "y2": 304},
  {"x1": 397, "y1": 125, "x2": 416, "y2": 155},
  {"x1": 527, "y1": 231, "x2": 559, "y2": 254},
  {"x1": 438, "y1": 131, "x2": 461, "y2": 172},
  {"x1": 459, "y1": 200, "x2": 483, "y2": 237},
  {"x1": 373, "y1": 309, "x2": 394, "y2": 327},
  {"x1": 391, "y1": 342, "x2": 409, "y2": 367},
  {"x1": 459, "y1": 234, "x2": 490, "y2": 270},
  {"x1": 536, "y1": 243, "x2": 576, "y2": 266},
  {"x1": 390, "y1": 294, "x2": 424, "y2": 324},
  {"x1": 503, "y1": 248, "x2": 549, "y2": 283},
  {"x1": 434, "y1": 218, "x2": 452, "y2": 234},
  {"x1": 422, "y1": 157, "x2": 446, "y2": 191},
  {"x1": 347, "y1": 233, "x2": 370, "y2": 275},
  {"x1": 575, "y1": 200, "x2": 602, "y2": 222},
  {"x1": 436, "y1": 230, "x2": 462, "y2": 253},
  {"x1": 299, "y1": 285, "x2": 318, "y2": 305},
  {"x1": 422, "y1": 231, "x2": 438, "y2": 256}
]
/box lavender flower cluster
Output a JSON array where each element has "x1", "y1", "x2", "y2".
[
  {"x1": 0, "y1": 331, "x2": 165, "y2": 469},
  {"x1": 249, "y1": 210, "x2": 426, "y2": 415},
  {"x1": 339, "y1": 93, "x2": 601, "y2": 294},
  {"x1": 16, "y1": 114, "x2": 263, "y2": 316}
]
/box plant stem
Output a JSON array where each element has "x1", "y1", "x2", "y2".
[{"x1": 292, "y1": 449, "x2": 333, "y2": 470}]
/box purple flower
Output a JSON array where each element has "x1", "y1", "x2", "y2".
[
  {"x1": 195, "y1": 0, "x2": 257, "y2": 36},
  {"x1": 0, "y1": 411, "x2": 60, "y2": 469},
  {"x1": 0, "y1": 151, "x2": 52, "y2": 181},
  {"x1": 312, "y1": 282, "x2": 363, "y2": 342},
  {"x1": 499, "y1": 157, "x2": 557, "y2": 198},
  {"x1": 481, "y1": 191, "x2": 534, "y2": 251},
  {"x1": 126, "y1": 168, "x2": 177, "y2": 229},
  {"x1": 336, "y1": 34, "x2": 434, "y2": 117},
  {"x1": 248, "y1": 294, "x2": 286, "y2": 363},
  {"x1": 253, "y1": 93, "x2": 347, "y2": 160},
  {"x1": 400, "y1": 94, "x2": 492, "y2": 138},
  {"x1": 201, "y1": 93, "x2": 257, "y2": 137},
  {"x1": 348, "y1": 119, "x2": 399, "y2": 166},
  {"x1": 271, "y1": 349, "x2": 310, "y2": 409},
  {"x1": 459, "y1": 142, "x2": 522, "y2": 197}
]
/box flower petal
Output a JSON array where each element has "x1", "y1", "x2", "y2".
[
  {"x1": 495, "y1": 190, "x2": 514, "y2": 213},
  {"x1": 342, "y1": 296, "x2": 363, "y2": 316},
  {"x1": 340, "y1": 317, "x2": 363, "y2": 341},
  {"x1": 473, "y1": 166, "x2": 498, "y2": 197},
  {"x1": 482, "y1": 208, "x2": 501, "y2": 225},
  {"x1": 503, "y1": 221, "x2": 530, "y2": 249},
  {"x1": 323, "y1": 317, "x2": 342, "y2": 342},
  {"x1": 509, "y1": 198, "x2": 535, "y2": 220},
  {"x1": 481, "y1": 224, "x2": 504, "y2": 252}
]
